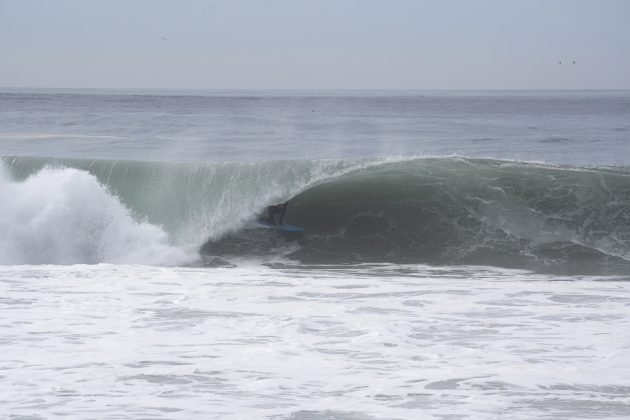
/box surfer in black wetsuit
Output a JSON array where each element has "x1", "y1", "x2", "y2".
[{"x1": 264, "y1": 201, "x2": 288, "y2": 225}]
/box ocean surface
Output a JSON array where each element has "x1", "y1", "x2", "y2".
[{"x1": 1, "y1": 89, "x2": 630, "y2": 419}]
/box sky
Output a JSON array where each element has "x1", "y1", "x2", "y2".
[{"x1": 1, "y1": 0, "x2": 629, "y2": 90}]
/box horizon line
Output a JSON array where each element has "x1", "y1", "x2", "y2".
[{"x1": 2, "y1": 86, "x2": 630, "y2": 92}]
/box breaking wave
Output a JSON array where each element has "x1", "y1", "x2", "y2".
[
  {"x1": 2, "y1": 155, "x2": 630, "y2": 273},
  {"x1": 0, "y1": 164, "x2": 194, "y2": 265}
]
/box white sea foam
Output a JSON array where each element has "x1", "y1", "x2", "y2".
[
  {"x1": 1, "y1": 263, "x2": 629, "y2": 419},
  {"x1": 0, "y1": 165, "x2": 196, "y2": 265}
]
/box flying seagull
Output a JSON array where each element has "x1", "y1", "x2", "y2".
[{"x1": 161, "y1": 36, "x2": 167, "y2": 41}]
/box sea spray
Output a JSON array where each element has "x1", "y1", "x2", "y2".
[
  {"x1": 2, "y1": 155, "x2": 392, "y2": 249},
  {"x1": 0, "y1": 164, "x2": 195, "y2": 265}
]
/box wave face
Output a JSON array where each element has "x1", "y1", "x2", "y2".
[
  {"x1": 3, "y1": 156, "x2": 630, "y2": 273},
  {"x1": 204, "y1": 159, "x2": 630, "y2": 274}
]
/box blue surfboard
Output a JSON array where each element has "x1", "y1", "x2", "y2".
[{"x1": 258, "y1": 221, "x2": 304, "y2": 232}]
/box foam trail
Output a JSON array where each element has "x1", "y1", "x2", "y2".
[{"x1": 0, "y1": 164, "x2": 195, "y2": 265}]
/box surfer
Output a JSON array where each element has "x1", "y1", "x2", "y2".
[{"x1": 263, "y1": 201, "x2": 288, "y2": 225}]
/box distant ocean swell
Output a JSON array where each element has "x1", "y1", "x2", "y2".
[{"x1": 2, "y1": 156, "x2": 629, "y2": 273}]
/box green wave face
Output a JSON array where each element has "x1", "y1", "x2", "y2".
[
  {"x1": 3, "y1": 155, "x2": 630, "y2": 273},
  {"x1": 282, "y1": 159, "x2": 630, "y2": 271}
]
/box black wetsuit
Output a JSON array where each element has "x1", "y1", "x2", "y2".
[{"x1": 266, "y1": 202, "x2": 288, "y2": 225}]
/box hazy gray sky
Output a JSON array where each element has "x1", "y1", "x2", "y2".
[{"x1": 1, "y1": 0, "x2": 629, "y2": 89}]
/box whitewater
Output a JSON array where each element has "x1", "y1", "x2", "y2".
[{"x1": 1, "y1": 89, "x2": 630, "y2": 419}]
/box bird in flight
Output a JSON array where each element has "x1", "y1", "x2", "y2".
[{"x1": 161, "y1": 36, "x2": 167, "y2": 41}]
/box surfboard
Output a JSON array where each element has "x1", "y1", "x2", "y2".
[{"x1": 258, "y1": 221, "x2": 305, "y2": 232}]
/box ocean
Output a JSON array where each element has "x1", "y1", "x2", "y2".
[{"x1": 1, "y1": 89, "x2": 630, "y2": 419}]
